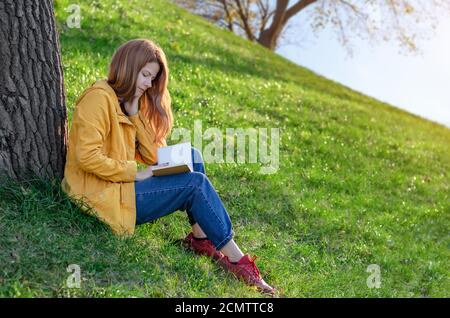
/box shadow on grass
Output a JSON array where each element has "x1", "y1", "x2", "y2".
[
  {"x1": 0, "y1": 172, "x2": 261, "y2": 297},
  {"x1": 0, "y1": 173, "x2": 159, "y2": 296}
]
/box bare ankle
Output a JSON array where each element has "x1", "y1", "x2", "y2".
[
  {"x1": 192, "y1": 223, "x2": 207, "y2": 239},
  {"x1": 227, "y1": 255, "x2": 242, "y2": 263},
  {"x1": 219, "y1": 239, "x2": 245, "y2": 263}
]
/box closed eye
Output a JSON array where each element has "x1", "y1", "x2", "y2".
[{"x1": 143, "y1": 72, "x2": 156, "y2": 80}]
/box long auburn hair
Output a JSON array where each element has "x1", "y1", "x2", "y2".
[{"x1": 107, "y1": 39, "x2": 172, "y2": 147}]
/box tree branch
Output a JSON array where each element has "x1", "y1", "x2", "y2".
[
  {"x1": 284, "y1": 0, "x2": 319, "y2": 23},
  {"x1": 233, "y1": 0, "x2": 255, "y2": 40}
]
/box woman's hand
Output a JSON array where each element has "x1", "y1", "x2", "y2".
[{"x1": 135, "y1": 165, "x2": 154, "y2": 181}]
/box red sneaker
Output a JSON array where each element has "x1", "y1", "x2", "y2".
[
  {"x1": 183, "y1": 232, "x2": 224, "y2": 261},
  {"x1": 218, "y1": 254, "x2": 276, "y2": 296}
]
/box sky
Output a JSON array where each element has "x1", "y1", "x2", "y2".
[{"x1": 276, "y1": 6, "x2": 450, "y2": 128}]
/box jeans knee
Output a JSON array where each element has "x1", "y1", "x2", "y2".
[{"x1": 189, "y1": 171, "x2": 208, "y2": 189}]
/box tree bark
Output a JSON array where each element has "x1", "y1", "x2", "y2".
[{"x1": 0, "y1": 0, "x2": 67, "y2": 182}]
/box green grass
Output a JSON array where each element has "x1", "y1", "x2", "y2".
[{"x1": 1, "y1": 0, "x2": 449, "y2": 297}]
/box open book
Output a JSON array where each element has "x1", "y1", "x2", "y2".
[{"x1": 151, "y1": 142, "x2": 193, "y2": 176}]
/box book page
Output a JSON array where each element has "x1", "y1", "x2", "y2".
[{"x1": 156, "y1": 142, "x2": 193, "y2": 171}]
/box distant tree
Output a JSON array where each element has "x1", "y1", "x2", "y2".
[
  {"x1": 0, "y1": 0, "x2": 67, "y2": 181},
  {"x1": 175, "y1": 0, "x2": 450, "y2": 53}
]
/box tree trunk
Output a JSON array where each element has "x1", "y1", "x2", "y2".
[
  {"x1": 257, "y1": 0, "x2": 318, "y2": 50},
  {"x1": 0, "y1": 0, "x2": 67, "y2": 182},
  {"x1": 258, "y1": 22, "x2": 286, "y2": 50},
  {"x1": 257, "y1": 0, "x2": 289, "y2": 50}
]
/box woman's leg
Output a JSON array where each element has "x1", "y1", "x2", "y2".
[
  {"x1": 135, "y1": 150, "x2": 233, "y2": 250},
  {"x1": 189, "y1": 147, "x2": 244, "y2": 262},
  {"x1": 188, "y1": 147, "x2": 207, "y2": 238},
  {"x1": 136, "y1": 147, "x2": 274, "y2": 294}
]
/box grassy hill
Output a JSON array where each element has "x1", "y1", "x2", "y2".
[{"x1": 1, "y1": 0, "x2": 448, "y2": 297}]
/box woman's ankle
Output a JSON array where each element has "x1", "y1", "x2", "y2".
[
  {"x1": 219, "y1": 239, "x2": 245, "y2": 263},
  {"x1": 226, "y1": 255, "x2": 242, "y2": 263},
  {"x1": 192, "y1": 223, "x2": 207, "y2": 239}
]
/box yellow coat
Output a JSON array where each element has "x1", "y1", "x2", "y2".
[{"x1": 61, "y1": 79, "x2": 160, "y2": 236}]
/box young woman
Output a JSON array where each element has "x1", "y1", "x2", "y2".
[{"x1": 61, "y1": 39, "x2": 275, "y2": 295}]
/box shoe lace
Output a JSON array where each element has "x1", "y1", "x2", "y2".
[{"x1": 248, "y1": 255, "x2": 261, "y2": 278}]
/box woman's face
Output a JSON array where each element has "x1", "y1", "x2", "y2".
[{"x1": 135, "y1": 61, "x2": 160, "y2": 97}]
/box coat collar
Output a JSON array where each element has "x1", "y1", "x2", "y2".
[
  {"x1": 92, "y1": 79, "x2": 124, "y2": 115},
  {"x1": 91, "y1": 79, "x2": 134, "y2": 126}
]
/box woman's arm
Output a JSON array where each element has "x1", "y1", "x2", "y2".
[
  {"x1": 128, "y1": 112, "x2": 159, "y2": 165},
  {"x1": 73, "y1": 90, "x2": 137, "y2": 182}
]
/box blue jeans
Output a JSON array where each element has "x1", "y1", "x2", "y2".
[{"x1": 134, "y1": 147, "x2": 234, "y2": 250}]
